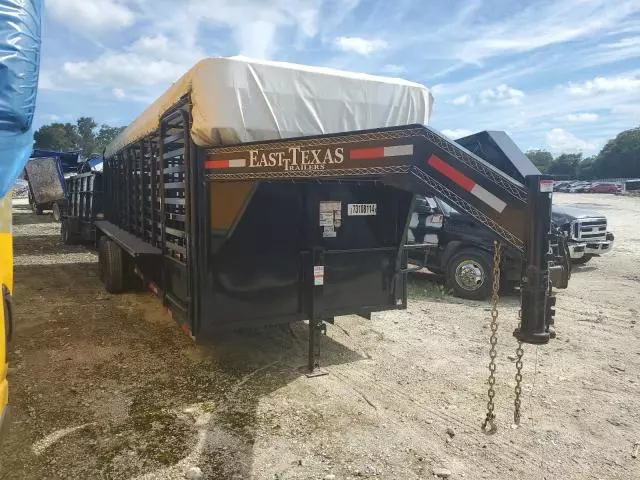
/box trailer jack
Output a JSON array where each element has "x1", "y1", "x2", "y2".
[{"x1": 306, "y1": 319, "x2": 329, "y2": 378}]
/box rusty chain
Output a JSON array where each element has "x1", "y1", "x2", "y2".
[
  {"x1": 481, "y1": 240, "x2": 502, "y2": 434},
  {"x1": 514, "y1": 308, "x2": 524, "y2": 425}
]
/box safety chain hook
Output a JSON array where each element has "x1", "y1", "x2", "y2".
[{"x1": 481, "y1": 240, "x2": 502, "y2": 434}]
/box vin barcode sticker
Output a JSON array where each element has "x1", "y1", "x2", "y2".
[{"x1": 348, "y1": 203, "x2": 377, "y2": 216}]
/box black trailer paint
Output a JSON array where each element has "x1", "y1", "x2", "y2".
[
  {"x1": 64, "y1": 98, "x2": 562, "y2": 369},
  {"x1": 62, "y1": 172, "x2": 103, "y2": 243}
]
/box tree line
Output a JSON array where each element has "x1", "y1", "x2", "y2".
[
  {"x1": 34, "y1": 118, "x2": 639, "y2": 180},
  {"x1": 526, "y1": 126, "x2": 640, "y2": 179},
  {"x1": 34, "y1": 117, "x2": 125, "y2": 157}
]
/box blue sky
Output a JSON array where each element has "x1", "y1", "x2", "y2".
[{"x1": 37, "y1": 0, "x2": 640, "y2": 155}]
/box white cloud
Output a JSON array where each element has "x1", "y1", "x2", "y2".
[
  {"x1": 546, "y1": 128, "x2": 597, "y2": 152},
  {"x1": 441, "y1": 129, "x2": 473, "y2": 139},
  {"x1": 451, "y1": 94, "x2": 473, "y2": 106},
  {"x1": 479, "y1": 84, "x2": 525, "y2": 105},
  {"x1": 335, "y1": 37, "x2": 388, "y2": 55},
  {"x1": 63, "y1": 53, "x2": 188, "y2": 87},
  {"x1": 112, "y1": 88, "x2": 126, "y2": 99},
  {"x1": 565, "y1": 112, "x2": 599, "y2": 122},
  {"x1": 47, "y1": 0, "x2": 135, "y2": 33},
  {"x1": 566, "y1": 76, "x2": 640, "y2": 95},
  {"x1": 452, "y1": 0, "x2": 640, "y2": 63},
  {"x1": 235, "y1": 20, "x2": 278, "y2": 59},
  {"x1": 380, "y1": 64, "x2": 406, "y2": 75}
]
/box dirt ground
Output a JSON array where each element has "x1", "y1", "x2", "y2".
[{"x1": 1, "y1": 193, "x2": 639, "y2": 480}]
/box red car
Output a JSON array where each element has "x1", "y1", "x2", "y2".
[{"x1": 587, "y1": 183, "x2": 621, "y2": 193}]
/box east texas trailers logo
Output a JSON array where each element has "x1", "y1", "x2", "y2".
[{"x1": 205, "y1": 144, "x2": 414, "y2": 172}]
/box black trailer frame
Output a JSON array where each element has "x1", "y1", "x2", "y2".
[
  {"x1": 61, "y1": 171, "x2": 103, "y2": 244},
  {"x1": 65, "y1": 96, "x2": 565, "y2": 372}
]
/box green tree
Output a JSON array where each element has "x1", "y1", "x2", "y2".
[
  {"x1": 33, "y1": 122, "x2": 80, "y2": 151},
  {"x1": 34, "y1": 118, "x2": 125, "y2": 155},
  {"x1": 525, "y1": 149, "x2": 553, "y2": 172},
  {"x1": 95, "y1": 124, "x2": 125, "y2": 153},
  {"x1": 76, "y1": 116, "x2": 98, "y2": 155},
  {"x1": 577, "y1": 156, "x2": 597, "y2": 179},
  {"x1": 592, "y1": 127, "x2": 640, "y2": 178},
  {"x1": 548, "y1": 153, "x2": 582, "y2": 177}
]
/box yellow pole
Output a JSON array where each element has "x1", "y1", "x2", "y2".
[{"x1": 0, "y1": 191, "x2": 12, "y2": 438}]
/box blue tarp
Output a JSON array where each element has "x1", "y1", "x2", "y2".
[{"x1": 0, "y1": 0, "x2": 43, "y2": 198}]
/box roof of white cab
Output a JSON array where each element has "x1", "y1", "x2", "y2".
[{"x1": 105, "y1": 56, "x2": 433, "y2": 158}]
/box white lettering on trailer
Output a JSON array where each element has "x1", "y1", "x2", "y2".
[{"x1": 348, "y1": 204, "x2": 377, "y2": 216}]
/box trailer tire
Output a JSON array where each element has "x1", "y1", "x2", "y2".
[
  {"x1": 446, "y1": 248, "x2": 492, "y2": 300},
  {"x1": 60, "y1": 219, "x2": 77, "y2": 245},
  {"x1": 101, "y1": 239, "x2": 124, "y2": 293},
  {"x1": 52, "y1": 202, "x2": 62, "y2": 222}
]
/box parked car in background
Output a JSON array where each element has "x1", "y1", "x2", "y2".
[
  {"x1": 585, "y1": 183, "x2": 621, "y2": 193},
  {"x1": 568, "y1": 182, "x2": 591, "y2": 193}
]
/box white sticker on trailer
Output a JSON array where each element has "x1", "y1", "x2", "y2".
[
  {"x1": 540, "y1": 179, "x2": 554, "y2": 193},
  {"x1": 348, "y1": 203, "x2": 377, "y2": 216},
  {"x1": 314, "y1": 266, "x2": 324, "y2": 285}
]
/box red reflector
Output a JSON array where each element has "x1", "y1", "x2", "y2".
[
  {"x1": 205, "y1": 159, "x2": 229, "y2": 169},
  {"x1": 350, "y1": 146, "x2": 385, "y2": 160},
  {"x1": 427, "y1": 154, "x2": 475, "y2": 192}
]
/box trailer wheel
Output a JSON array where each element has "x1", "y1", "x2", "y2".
[
  {"x1": 100, "y1": 239, "x2": 124, "y2": 293},
  {"x1": 60, "y1": 219, "x2": 77, "y2": 245},
  {"x1": 52, "y1": 202, "x2": 63, "y2": 222},
  {"x1": 446, "y1": 248, "x2": 492, "y2": 300},
  {"x1": 31, "y1": 201, "x2": 43, "y2": 215}
]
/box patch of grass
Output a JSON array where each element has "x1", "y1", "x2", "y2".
[{"x1": 407, "y1": 274, "x2": 452, "y2": 300}]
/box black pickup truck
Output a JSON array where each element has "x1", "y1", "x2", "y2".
[
  {"x1": 405, "y1": 130, "x2": 613, "y2": 300},
  {"x1": 407, "y1": 196, "x2": 614, "y2": 299}
]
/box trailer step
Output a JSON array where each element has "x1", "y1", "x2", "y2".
[{"x1": 95, "y1": 220, "x2": 162, "y2": 257}]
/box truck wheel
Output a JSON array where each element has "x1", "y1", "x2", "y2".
[
  {"x1": 446, "y1": 249, "x2": 492, "y2": 300},
  {"x1": 52, "y1": 202, "x2": 62, "y2": 222},
  {"x1": 571, "y1": 255, "x2": 592, "y2": 265},
  {"x1": 99, "y1": 239, "x2": 124, "y2": 293},
  {"x1": 60, "y1": 219, "x2": 77, "y2": 245}
]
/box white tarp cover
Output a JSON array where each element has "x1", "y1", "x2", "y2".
[{"x1": 105, "y1": 56, "x2": 433, "y2": 158}]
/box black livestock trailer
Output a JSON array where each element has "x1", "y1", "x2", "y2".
[{"x1": 62, "y1": 101, "x2": 565, "y2": 372}]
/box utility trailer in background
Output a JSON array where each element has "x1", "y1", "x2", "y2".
[
  {"x1": 24, "y1": 156, "x2": 67, "y2": 219},
  {"x1": 62, "y1": 57, "x2": 566, "y2": 372},
  {"x1": 61, "y1": 171, "x2": 103, "y2": 244}
]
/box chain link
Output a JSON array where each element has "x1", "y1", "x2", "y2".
[
  {"x1": 514, "y1": 310, "x2": 525, "y2": 425},
  {"x1": 481, "y1": 241, "x2": 502, "y2": 434}
]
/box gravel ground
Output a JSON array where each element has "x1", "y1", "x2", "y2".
[{"x1": 1, "y1": 193, "x2": 639, "y2": 480}]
